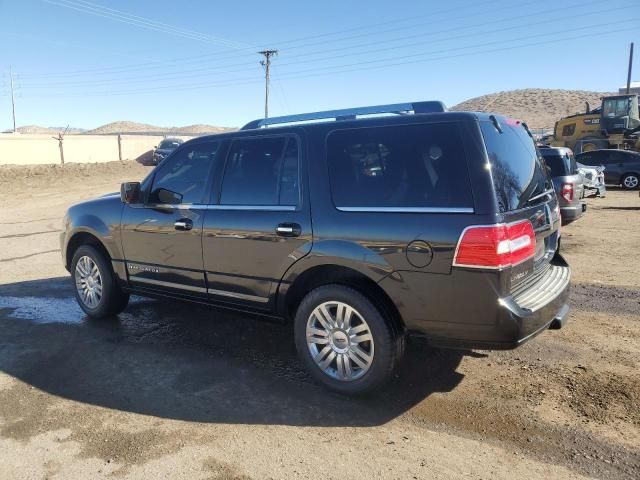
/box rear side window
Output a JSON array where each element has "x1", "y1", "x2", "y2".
[
  {"x1": 220, "y1": 136, "x2": 299, "y2": 206},
  {"x1": 480, "y1": 120, "x2": 550, "y2": 212},
  {"x1": 326, "y1": 123, "x2": 473, "y2": 209}
]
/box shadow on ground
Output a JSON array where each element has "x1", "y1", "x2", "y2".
[{"x1": 0, "y1": 277, "x2": 466, "y2": 427}]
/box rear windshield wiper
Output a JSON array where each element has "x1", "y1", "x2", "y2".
[{"x1": 525, "y1": 187, "x2": 555, "y2": 204}]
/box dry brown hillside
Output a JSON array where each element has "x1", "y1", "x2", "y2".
[
  {"x1": 85, "y1": 121, "x2": 234, "y2": 135},
  {"x1": 451, "y1": 89, "x2": 614, "y2": 129}
]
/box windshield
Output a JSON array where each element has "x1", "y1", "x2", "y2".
[
  {"x1": 603, "y1": 98, "x2": 630, "y2": 117},
  {"x1": 158, "y1": 140, "x2": 181, "y2": 149}
]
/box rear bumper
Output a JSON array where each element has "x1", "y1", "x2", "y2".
[
  {"x1": 380, "y1": 255, "x2": 571, "y2": 350},
  {"x1": 560, "y1": 203, "x2": 586, "y2": 225}
]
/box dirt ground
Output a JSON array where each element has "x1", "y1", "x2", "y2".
[{"x1": 0, "y1": 161, "x2": 638, "y2": 480}]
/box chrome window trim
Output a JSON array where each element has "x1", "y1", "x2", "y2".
[
  {"x1": 205, "y1": 204, "x2": 297, "y2": 211},
  {"x1": 336, "y1": 206, "x2": 474, "y2": 213},
  {"x1": 129, "y1": 276, "x2": 207, "y2": 293},
  {"x1": 143, "y1": 204, "x2": 297, "y2": 211},
  {"x1": 207, "y1": 288, "x2": 269, "y2": 303}
]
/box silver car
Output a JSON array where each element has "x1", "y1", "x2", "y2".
[{"x1": 539, "y1": 147, "x2": 587, "y2": 225}]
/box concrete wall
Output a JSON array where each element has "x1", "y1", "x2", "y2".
[{"x1": 0, "y1": 134, "x2": 195, "y2": 166}]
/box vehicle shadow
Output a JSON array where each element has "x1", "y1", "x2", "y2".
[{"x1": 0, "y1": 277, "x2": 467, "y2": 427}]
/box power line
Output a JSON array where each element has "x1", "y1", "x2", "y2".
[
  {"x1": 19, "y1": 24, "x2": 637, "y2": 99},
  {"x1": 16, "y1": 15, "x2": 638, "y2": 92},
  {"x1": 17, "y1": 1, "x2": 624, "y2": 89},
  {"x1": 24, "y1": 0, "x2": 543, "y2": 80},
  {"x1": 41, "y1": 0, "x2": 255, "y2": 51}
]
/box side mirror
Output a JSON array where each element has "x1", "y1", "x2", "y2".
[{"x1": 120, "y1": 182, "x2": 141, "y2": 204}]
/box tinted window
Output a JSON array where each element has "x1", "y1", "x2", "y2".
[
  {"x1": 220, "y1": 136, "x2": 299, "y2": 206},
  {"x1": 577, "y1": 150, "x2": 609, "y2": 166},
  {"x1": 542, "y1": 154, "x2": 569, "y2": 176},
  {"x1": 615, "y1": 151, "x2": 640, "y2": 164},
  {"x1": 326, "y1": 123, "x2": 473, "y2": 209},
  {"x1": 480, "y1": 120, "x2": 550, "y2": 212},
  {"x1": 149, "y1": 142, "x2": 219, "y2": 204},
  {"x1": 158, "y1": 139, "x2": 181, "y2": 149}
]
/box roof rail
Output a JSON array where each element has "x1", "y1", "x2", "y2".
[{"x1": 241, "y1": 101, "x2": 446, "y2": 130}]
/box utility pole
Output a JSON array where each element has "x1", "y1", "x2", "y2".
[
  {"x1": 9, "y1": 67, "x2": 16, "y2": 133},
  {"x1": 626, "y1": 42, "x2": 634, "y2": 94},
  {"x1": 258, "y1": 49, "x2": 278, "y2": 118}
]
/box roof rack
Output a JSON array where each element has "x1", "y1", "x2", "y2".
[{"x1": 241, "y1": 101, "x2": 446, "y2": 130}]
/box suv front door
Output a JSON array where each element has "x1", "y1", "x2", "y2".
[
  {"x1": 202, "y1": 133, "x2": 312, "y2": 309},
  {"x1": 121, "y1": 140, "x2": 221, "y2": 297}
]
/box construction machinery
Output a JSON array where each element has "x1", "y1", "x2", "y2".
[{"x1": 551, "y1": 94, "x2": 640, "y2": 153}]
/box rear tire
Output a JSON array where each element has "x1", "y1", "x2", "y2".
[
  {"x1": 294, "y1": 284, "x2": 400, "y2": 395},
  {"x1": 71, "y1": 245, "x2": 129, "y2": 318},
  {"x1": 621, "y1": 173, "x2": 639, "y2": 190}
]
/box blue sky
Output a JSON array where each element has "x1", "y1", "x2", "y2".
[{"x1": 0, "y1": 0, "x2": 638, "y2": 129}]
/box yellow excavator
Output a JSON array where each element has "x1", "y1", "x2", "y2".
[{"x1": 551, "y1": 94, "x2": 640, "y2": 153}]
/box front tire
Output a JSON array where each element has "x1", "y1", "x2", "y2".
[
  {"x1": 71, "y1": 245, "x2": 129, "y2": 318},
  {"x1": 294, "y1": 285, "x2": 400, "y2": 394},
  {"x1": 621, "y1": 173, "x2": 639, "y2": 190}
]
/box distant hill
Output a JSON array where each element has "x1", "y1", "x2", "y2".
[
  {"x1": 15, "y1": 125, "x2": 86, "y2": 134},
  {"x1": 451, "y1": 88, "x2": 614, "y2": 129},
  {"x1": 85, "y1": 121, "x2": 235, "y2": 135}
]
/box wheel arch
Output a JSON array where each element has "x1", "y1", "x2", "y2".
[
  {"x1": 279, "y1": 263, "x2": 405, "y2": 336},
  {"x1": 65, "y1": 230, "x2": 112, "y2": 271}
]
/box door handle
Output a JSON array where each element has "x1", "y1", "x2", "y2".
[
  {"x1": 174, "y1": 219, "x2": 193, "y2": 231},
  {"x1": 276, "y1": 223, "x2": 301, "y2": 237}
]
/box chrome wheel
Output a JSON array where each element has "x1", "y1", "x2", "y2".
[
  {"x1": 306, "y1": 301, "x2": 374, "y2": 381},
  {"x1": 623, "y1": 175, "x2": 639, "y2": 189},
  {"x1": 74, "y1": 255, "x2": 103, "y2": 309}
]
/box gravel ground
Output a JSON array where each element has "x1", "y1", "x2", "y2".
[{"x1": 0, "y1": 161, "x2": 638, "y2": 480}]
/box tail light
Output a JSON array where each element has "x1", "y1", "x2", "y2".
[
  {"x1": 453, "y1": 220, "x2": 536, "y2": 269},
  {"x1": 561, "y1": 182, "x2": 574, "y2": 201}
]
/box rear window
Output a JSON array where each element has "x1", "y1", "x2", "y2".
[
  {"x1": 326, "y1": 123, "x2": 473, "y2": 210},
  {"x1": 480, "y1": 120, "x2": 551, "y2": 212},
  {"x1": 543, "y1": 155, "x2": 571, "y2": 177}
]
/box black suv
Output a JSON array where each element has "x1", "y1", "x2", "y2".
[
  {"x1": 576, "y1": 149, "x2": 640, "y2": 190},
  {"x1": 61, "y1": 102, "x2": 571, "y2": 394}
]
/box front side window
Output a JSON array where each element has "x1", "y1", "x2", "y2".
[
  {"x1": 149, "y1": 142, "x2": 219, "y2": 204},
  {"x1": 326, "y1": 123, "x2": 473, "y2": 209},
  {"x1": 220, "y1": 136, "x2": 299, "y2": 206}
]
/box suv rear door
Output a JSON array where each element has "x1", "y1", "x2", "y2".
[
  {"x1": 201, "y1": 132, "x2": 312, "y2": 308},
  {"x1": 480, "y1": 119, "x2": 560, "y2": 290}
]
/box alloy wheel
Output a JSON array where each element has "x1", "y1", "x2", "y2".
[
  {"x1": 74, "y1": 255, "x2": 103, "y2": 309},
  {"x1": 623, "y1": 175, "x2": 639, "y2": 189},
  {"x1": 306, "y1": 301, "x2": 375, "y2": 381}
]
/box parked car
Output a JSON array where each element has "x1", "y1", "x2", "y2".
[
  {"x1": 576, "y1": 162, "x2": 606, "y2": 198},
  {"x1": 576, "y1": 149, "x2": 640, "y2": 190},
  {"x1": 539, "y1": 147, "x2": 587, "y2": 224},
  {"x1": 152, "y1": 137, "x2": 183, "y2": 164},
  {"x1": 60, "y1": 102, "x2": 570, "y2": 394}
]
